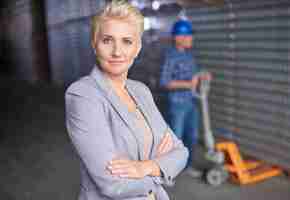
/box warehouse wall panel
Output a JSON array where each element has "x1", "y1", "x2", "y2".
[
  {"x1": 187, "y1": 0, "x2": 290, "y2": 168},
  {"x1": 45, "y1": 0, "x2": 105, "y2": 85},
  {"x1": 0, "y1": 0, "x2": 50, "y2": 81}
]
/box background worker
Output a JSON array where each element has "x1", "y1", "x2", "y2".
[{"x1": 160, "y1": 19, "x2": 211, "y2": 177}]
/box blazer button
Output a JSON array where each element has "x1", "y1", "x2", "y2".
[{"x1": 149, "y1": 189, "x2": 153, "y2": 194}]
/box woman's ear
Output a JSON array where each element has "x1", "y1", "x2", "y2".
[
  {"x1": 135, "y1": 41, "x2": 142, "y2": 58},
  {"x1": 91, "y1": 40, "x2": 96, "y2": 51},
  {"x1": 91, "y1": 31, "x2": 97, "y2": 50},
  {"x1": 91, "y1": 39, "x2": 97, "y2": 55}
]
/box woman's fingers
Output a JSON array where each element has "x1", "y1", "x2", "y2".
[
  {"x1": 162, "y1": 136, "x2": 173, "y2": 154},
  {"x1": 156, "y1": 133, "x2": 169, "y2": 154},
  {"x1": 108, "y1": 159, "x2": 130, "y2": 170},
  {"x1": 161, "y1": 135, "x2": 173, "y2": 154},
  {"x1": 157, "y1": 134, "x2": 168, "y2": 152},
  {"x1": 163, "y1": 132, "x2": 173, "y2": 150},
  {"x1": 108, "y1": 163, "x2": 131, "y2": 171},
  {"x1": 107, "y1": 159, "x2": 148, "y2": 179},
  {"x1": 109, "y1": 159, "x2": 130, "y2": 165},
  {"x1": 156, "y1": 132, "x2": 173, "y2": 156},
  {"x1": 160, "y1": 134, "x2": 170, "y2": 152},
  {"x1": 107, "y1": 159, "x2": 132, "y2": 176}
]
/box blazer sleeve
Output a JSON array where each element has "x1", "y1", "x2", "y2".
[
  {"x1": 142, "y1": 84, "x2": 189, "y2": 186},
  {"x1": 65, "y1": 83, "x2": 156, "y2": 199}
]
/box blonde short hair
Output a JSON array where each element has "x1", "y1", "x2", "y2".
[{"x1": 91, "y1": 0, "x2": 144, "y2": 46}]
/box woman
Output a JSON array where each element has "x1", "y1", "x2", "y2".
[{"x1": 65, "y1": 1, "x2": 188, "y2": 199}]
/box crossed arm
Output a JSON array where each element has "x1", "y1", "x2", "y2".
[
  {"x1": 66, "y1": 82, "x2": 188, "y2": 199},
  {"x1": 107, "y1": 131, "x2": 173, "y2": 179}
]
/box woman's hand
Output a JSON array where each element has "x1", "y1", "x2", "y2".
[
  {"x1": 156, "y1": 132, "x2": 173, "y2": 157},
  {"x1": 107, "y1": 159, "x2": 160, "y2": 178},
  {"x1": 107, "y1": 132, "x2": 174, "y2": 179}
]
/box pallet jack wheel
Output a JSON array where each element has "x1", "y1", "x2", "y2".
[{"x1": 206, "y1": 167, "x2": 228, "y2": 186}]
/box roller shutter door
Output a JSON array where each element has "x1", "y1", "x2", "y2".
[
  {"x1": 45, "y1": 0, "x2": 105, "y2": 85},
  {"x1": 187, "y1": 0, "x2": 290, "y2": 168}
]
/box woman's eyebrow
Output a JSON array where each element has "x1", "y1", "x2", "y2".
[
  {"x1": 102, "y1": 34, "x2": 113, "y2": 38},
  {"x1": 123, "y1": 37, "x2": 133, "y2": 40}
]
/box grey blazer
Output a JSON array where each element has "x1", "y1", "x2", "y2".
[{"x1": 65, "y1": 66, "x2": 188, "y2": 200}]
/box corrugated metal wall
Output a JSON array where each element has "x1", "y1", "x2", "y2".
[
  {"x1": 128, "y1": 14, "x2": 180, "y2": 116},
  {"x1": 0, "y1": 0, "x2": 49, "y2": 81},
  {"x1": 3, "y1": 0, "x2": 289, "y2": 168},
  {"x1": 45, "y1": 0, "x2": 105, "y2": 85},
  {"x1": 187, "y1": 0, "x2": 290, "y2": 168}
]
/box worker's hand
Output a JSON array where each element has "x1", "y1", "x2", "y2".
[
  {"x1": 191, "y1": 76, "x2": 199, "y2": 90},
  {"x1": 200, "y1": 72, "x2": 212, "y2": 81},
  {"x1": 107, "y1": 159, "x2": 158, "y2": 179},
  {"x1": 156, "y1": 132, "x2": 173, "y2": 157}
]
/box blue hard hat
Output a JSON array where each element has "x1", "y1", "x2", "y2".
[{"x1": 172, "y1": 20, "x2": 193, "y2": 36}]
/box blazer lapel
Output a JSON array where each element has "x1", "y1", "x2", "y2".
[
  {"x1": 90, "y1": 66, "x2": 145, "y2": 160},
  {"x1": 126, "y1": 82, "x2": 158, "y2": 159}
]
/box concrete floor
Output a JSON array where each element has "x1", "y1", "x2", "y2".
[{"x1": 1, "y1": 80, "x2": 290, "y2": 200}]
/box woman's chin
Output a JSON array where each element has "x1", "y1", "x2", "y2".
[
  {"x1": 106, "y1": 68, "x2": 128, "y2": 77},
  {"x1": 99, "y1": 62, "x2": 130, "y2": 77}
]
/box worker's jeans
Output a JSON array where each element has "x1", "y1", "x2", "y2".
[{"x1": 168, "y1": 100, "x2": 199, "y2": 167}]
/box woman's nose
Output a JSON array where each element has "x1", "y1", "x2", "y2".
[{"x1": 112, "y1": 43, "x2": 123, "y2": 57}]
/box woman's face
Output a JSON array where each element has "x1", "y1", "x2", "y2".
[{"x1": 93, "y1": 19, "x2": 141, "y2": 78}]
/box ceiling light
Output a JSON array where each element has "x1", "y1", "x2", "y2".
[{"x1": 152, "y1": 1, "x2": 160, "y2": 10}]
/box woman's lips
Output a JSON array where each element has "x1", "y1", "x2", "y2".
[{"x1": 108, "y1": 60, "x2": 125, "y2": 65}]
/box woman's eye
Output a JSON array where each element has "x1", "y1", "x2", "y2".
[
  {"x1": 124, "y1": 39, "x2": 133, "y2": 45},
  {"x1": 102, "y1": 38, "x2": 111, "y2": 44}
]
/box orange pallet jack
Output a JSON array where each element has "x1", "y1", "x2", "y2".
[
  {"x1": 216, "y1": 141, "x2": 283, "y2": 185},
  {"x1": 193, "y1": 74, "x2": 282, "y2": 186},
  {"x1": 193, "y1": 74, "x2": 228, "y2": 186}
]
